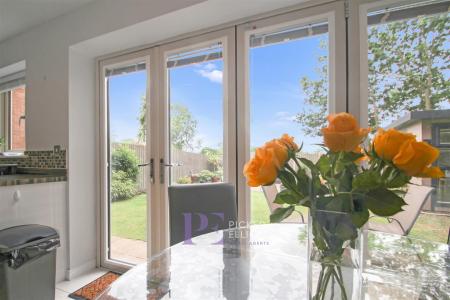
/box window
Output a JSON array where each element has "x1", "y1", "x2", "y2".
[
  {"x1": 0, "y1": 86, "x2": 26, "y2": 151},
  {"x1": 362, "y1": 0, "x2": 450, "y2": 242},
  {"x1": 166, "y1": 43, "x2": 225, "y2": 185}
]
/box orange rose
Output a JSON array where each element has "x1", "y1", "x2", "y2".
[
  {"x1": 393, "y1": 140, "x2": 444, "y2": 178},
  {"x1": 279, "y1": 134, "x2": 299, "y2": 151},
  {"x1": 373, "y1": 128, "x2": 415, "y2": 161},
  {"x1": 321, "y1": 113, "x2": 370, "y2": 152},
  {"x1": 264, "y1": 139, "x2": 288, "y2": 168},
  {"x1": 243, "y1": 147, "x2": 278, "y2": 187}
]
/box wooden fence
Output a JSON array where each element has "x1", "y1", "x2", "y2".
[
  {"x1": 112, "y1": 143, "x2": 210, "y2": 191},
  {"x1": 112, "y1": 143, "x2": 321, "y2": 192}
]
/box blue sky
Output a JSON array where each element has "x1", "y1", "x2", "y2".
[{"x1": 109, "y1": 34, "x2": 328, "y2": 153}]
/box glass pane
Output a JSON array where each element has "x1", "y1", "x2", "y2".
[
  {"x1": 106, "y1": 61, "x2": 147, "y2": 264},
  {"x1": 10, "y1": 87, "x2": 26, "y2": 150},
  {"x1": 248, "y1": 22, "x2": 329, "y2": 224},
  {"x1": 167, "y1": 43, "x2": 224, "y2": 185},
  {"x1": 0, "y1": 87, "x2": 26, "y2": 151},
  {"x1": 367, "y1": 4, "x2": 450, "y2": 242},
  {"x1": 439, "y1": 128, "x2": 450, "y2": 145}
]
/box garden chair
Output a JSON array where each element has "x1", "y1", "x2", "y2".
[
  {"x1": 168, "y1": 183, "x2": 237, "y2": 245},
  {"x1": 368, "y1": 184, "x2": 434, "y2": 236},
  {"x1": 262, "y1": 183, "x2": 306, "y2": 224}
]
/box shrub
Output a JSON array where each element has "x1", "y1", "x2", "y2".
[
  {"x1": 111, "y1": 170, "x2": 137, "y2": 201},
  {"x1": 195, "y1": 170, "x2": 222, "y2": 183},
  {"x1": 112, "y1": 146, "x2": 139, "y2": 181},
  {"x1": 176, "y1": 176, "x2": 192, "y2": 184}
]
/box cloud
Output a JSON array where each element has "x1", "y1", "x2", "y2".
[
  {"x1": 196, "y1": 64, "x2": 223, "y2": 84},
  {"x1": 275, "y1": 111, "x2": 296, "y2": 122},
  {"x1": 203, "y1": 63, "x2": 217, "y2": 71}
]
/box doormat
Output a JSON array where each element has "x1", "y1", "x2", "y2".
[{"x1": 68, "y1": 272, "x2": 121, "y2": 300}]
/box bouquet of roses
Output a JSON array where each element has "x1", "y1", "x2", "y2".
[{"x1": 243, "y1": 112, "x2": 443, "y2": 299}]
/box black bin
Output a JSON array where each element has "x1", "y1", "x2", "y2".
[{"x1": 0, "y1": 224, "x2": 60, "y2": 300}]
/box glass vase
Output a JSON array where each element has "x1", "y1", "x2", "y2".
[{"x1": 307, "y1": 209, "x2": 363, "y2": 300}]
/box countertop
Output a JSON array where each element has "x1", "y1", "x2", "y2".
[{"x1": 0, "y1": 168, "x2": 67, "y2": 187}]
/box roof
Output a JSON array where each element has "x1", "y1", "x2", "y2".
[{"x1": 386, "y1": 109, "x2": 450, "y2": 129}]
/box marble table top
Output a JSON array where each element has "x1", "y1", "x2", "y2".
[{"x1": 97, "y1": 224, "x2": 449, "y2": 300}]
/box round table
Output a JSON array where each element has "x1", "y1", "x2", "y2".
[{"x1": 97, "y1": 224, "x2": 449, "y2": 299}]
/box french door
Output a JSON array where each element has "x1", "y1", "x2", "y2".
[
  {"x1": 153, "y1": 28, "x2": 236, "y2": 254},
  {"x1": 99, "y1": 2, "x2": 345, "y2": 270}
]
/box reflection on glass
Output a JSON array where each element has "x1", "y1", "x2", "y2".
[
  {"x1": 167, "y1": 43, "x2": 224, "y2": 185},
  {"x1": 0, "y1": 86, "x2": 26, "y2": 151},
  {"x1": 248, "y1": 22, "x2": 329, "y2": 224},
  {"x1": 106, "y1": 61, "x2": 148, "y2": 264},
  {"x1": 367, "y1": 4, "x2": 450, "y2": 237}
]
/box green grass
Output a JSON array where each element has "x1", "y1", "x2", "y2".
[
  {"x1": 250, "y1": 190, "x2": 271, "y2": 224},
  {"x1": 111, "y1": 193, "x2": 147, "y2": 241},
  {"x1": 111, "y1": 190, "x2": 450, "y2": 244}
]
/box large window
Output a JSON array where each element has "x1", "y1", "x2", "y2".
[
  {"x1": 247, "y1": 21, "x2": 330, "y2": 224},
  {"x1": 362, "y1": 0, "x2": 450, "y2": 242}
]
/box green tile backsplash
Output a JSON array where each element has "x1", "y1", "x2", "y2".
[{"x1": 0, "y1": 150, "x2": 66, "y2": 169}]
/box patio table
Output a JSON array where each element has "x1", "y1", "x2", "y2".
[{"x1": 96, "y1": 224, "x2": 449, "y2": 299}]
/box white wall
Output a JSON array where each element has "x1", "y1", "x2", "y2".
[
  {"x1": 67, "y1": 49, "x2": 97, "y2": 278},
  {"x1": 0, "y1": 0, "x2": 309, "y2": 279}
]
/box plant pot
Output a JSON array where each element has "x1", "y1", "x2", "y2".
[{"x1": 307, "y1": 209, "x2": 363, "y2": 300}]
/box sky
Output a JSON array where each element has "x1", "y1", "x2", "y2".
[{"x1": 109, "y1": 33, "x2": 328, "y2": 154}]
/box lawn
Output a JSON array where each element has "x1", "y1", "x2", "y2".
[
  {"x1": 111, "y1": 193, "x2": 147, "y2": 241},
  {"x1": 111, "y1": 190, "x2": 450, "y2": 244}
]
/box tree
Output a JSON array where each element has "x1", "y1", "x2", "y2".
[
  {"x1": 137, "y1": 98, "x2": 199, "y2": 151},
  {"x1": 137, "y1": 96, "x2": 146, "y2": 143},
  {"x1": 296, "y1": 13, "x2": 450, "y2": 135},
  {"x1": 171, "y1": 103, "x2": 198, "y2": 151},
  {"x1": 295, "y1": 39, "x2": 328, "y2": 135}
]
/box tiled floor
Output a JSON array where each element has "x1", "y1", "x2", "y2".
[{"x1": 55, "y1": 268, "x2": 108, "y2": 299}]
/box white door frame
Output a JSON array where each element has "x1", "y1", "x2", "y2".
[
  {"x1": 154, "y1": 27, "x2": 237, "y2": 253},
  {"x1": 236, "y1": 1, "x2": 347, "y2": 223},
  {"x1": 98, "y1": 49, "x2": 152, "y2": 272}
]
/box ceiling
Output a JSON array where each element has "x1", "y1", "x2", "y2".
[{"x1": 0, "y1": 0, "x2": 97, "y2": 43}]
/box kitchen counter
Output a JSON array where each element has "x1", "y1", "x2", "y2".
[{"x1": 0, "y1": 168, "x2": 67, "y2": 187}]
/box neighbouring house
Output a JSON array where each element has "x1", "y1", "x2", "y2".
[{"x1": 386, "y1": 109, "x2": 450, "y2": 212}]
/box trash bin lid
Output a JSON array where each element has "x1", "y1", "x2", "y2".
[{"x1": 0, "y1": 224, "x2": 59, "y2": 254}]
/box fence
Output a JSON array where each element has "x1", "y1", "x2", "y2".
[
  {"x1": 112, "y1": 143, "x2": 321, "y2": 192},
  {"x1": 111, "y1": 143, "x2": 210, "y2": 191}
]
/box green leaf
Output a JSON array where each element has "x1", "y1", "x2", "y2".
[
  {"x1": 386, "y1": 170, "x2": 411, "y2": 188},
  {"x1": 365, "y1": 188, "x2": 407, "y2": 217},
  {"x1": 325, "y1": 193, "x2": 352, "y2": 213},
  {"x1": 351, "y1": 209, "x2": 370, "y2": 228},
  {"x1": 352, "y1": 170, "x2": 383, "y2": 191},
  {"x1": 274, "y1": 189, "x2": 301, "y2": 205},
  {"x1": 335, "y1": 221, "x2": 358, "y2": 241},
  {"x1": 278, "y1": 170, "x2": 298, "y2": 195},
  {"x1": 316, "y1": 155, "x2": 331, "y2": 175},
  {"x1": 299, "y1": 157, "x2": 318, "y2": 173},
  {"x1": 270, "y1": 206, "x2": 295, "y2": 223}
]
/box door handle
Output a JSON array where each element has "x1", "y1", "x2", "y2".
[
  {"x1": 138, "y1": 158, "x2": 154, "y2": 184},
  {"x1": 159, "y1": 159, "x2": 183, "y2": 184}
]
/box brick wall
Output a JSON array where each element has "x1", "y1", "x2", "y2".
[{"x1": 11, "y1": 87, "x2": 26, "y2": 150}]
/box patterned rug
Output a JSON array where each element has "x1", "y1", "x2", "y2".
[{"x1": 68, "y1": 272, "x2": 121, "y2": 300}]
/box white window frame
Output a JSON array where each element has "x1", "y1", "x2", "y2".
[{"x1": 236, "y1": 2, "x2": 347, "y2": 223}]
